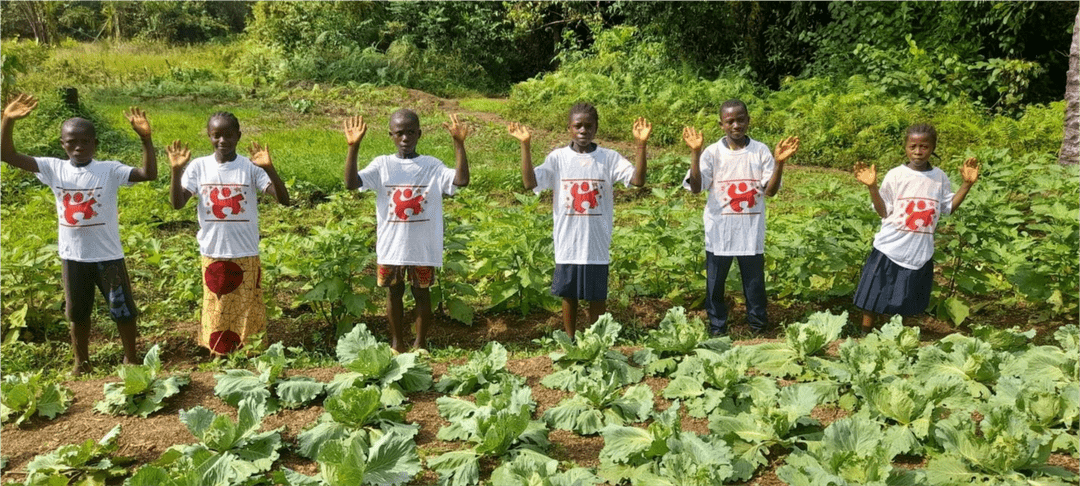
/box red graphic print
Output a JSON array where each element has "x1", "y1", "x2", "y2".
[
  {"x1": 209, "y1": 187, "x2": 245, "y2": 219},
  {"x1": 208, "y1": 330, "x2": 242, "y2": 354},
  {"x1": 204, "y1": 260, "x2": 244, "y2": 297},
  {"x1": 62, "y1": 192, "x2": 98, "y2": 224},
  {"x1": 727, "y1": 182, "x2": 758, "y2": 212},
  {"x1": 904, "y1": 200, "x2": 936, "y2": 231},
  {"x1": 392, "y1": 188, "x2": 425, "y2": 220},
  {"x1": 570, "y1": 182, "x2": 601, "y2": 213}
]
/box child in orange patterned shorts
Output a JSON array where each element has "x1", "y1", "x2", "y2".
[
  {"x1": 167, "y1": 112, "x2": 289, "y2": 355},
  {"x1": 343, "y1": 109, "x2": 470, "y2": 352}
]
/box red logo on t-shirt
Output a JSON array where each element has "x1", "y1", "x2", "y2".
[
  {"x1": 209, "y1": 187, "x2": 245, "y2": 219},
  {"x1": 570, "y1": 181, "x2": 601, "y2": 213},
  {"x1": 62, "y1": 191, "x2": 98, "y2": 224},
  {"x1": 904, "y1": 200, "x2": 936, "y2": 231},
  {"x1": 392, "y1": 187, "x2": 425, "y2": 220},
  {"x1": 727, "y1": 182, "x2": 758, "y2": 212}
]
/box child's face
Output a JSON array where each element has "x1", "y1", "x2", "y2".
[
  {"x1": 719, "y1": 106, "x2": 750, "y2": 144},
  {"x1": 389, "y1": 116, "x2": 422, "y2": 158},
  {"x1": 905, "y1": 133, "x2": 935, "y2": 169},
  {"x1": 207, "y1": 117, "x2": 241, "y2": 162},
  {"x1": 567, "y1": 112, "x2": 598, "y2": 152},
  {"x1": 60, "y1": 124, "x2": 97, "y2": 165}
]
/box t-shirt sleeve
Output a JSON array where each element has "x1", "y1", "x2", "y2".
[
  {"x1": 438, "y1": 163, "x2": 458, "y2": 196},
  {"x1": 683, "y1": 147, "x2": 715, "y2": 193},
  {"x1": 115, "y1": 163, "x2": 136, "y2": 187},
  {"x1": 33, "y1": 157, "x2": 56, "y2": 186},
  {"x1": 532, "y1": 153, "x2": 557, "y2": 194},
  {"x1": 180, "y1": 161, "x2": 199, "y2": 193},
  {"x1": 878, "y1": 171, "x2": 896, "y2": 216},
  {"x1": 357, "y1": 157, "x2": 382, "y2": 193},
  {"x1": 611, "y1": 153, "x2": 635, "y2": 187},
  {"x1": 254, "y1": 165, "x2": 272, "y2": 193},
  {"x1": 759, "y1": 145, "x2": 776, "y2": 189}
]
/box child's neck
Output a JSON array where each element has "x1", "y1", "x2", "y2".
[
  {"x1": 722, "y1": 136, "x2": 748, "y2": 150},
  {"x1": 215, "y1": 152, "x2": 238, "y2": 163},
  {"x1": 569, "y1": 142, "x2": 596, "y2": 153}
]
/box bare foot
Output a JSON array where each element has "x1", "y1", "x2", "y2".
[{"x1": 71, "y1": 361, "x2": 92, "y2": 377}]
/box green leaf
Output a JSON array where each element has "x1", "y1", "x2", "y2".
[{"x1": 427, "y1": 450, "x2": 480, "y2": 486}]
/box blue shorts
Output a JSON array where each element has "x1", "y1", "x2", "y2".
[
  {"x1": 61, "y1": 258, "x2": 139, "y2": 322},
  {"x1": 551, "y1": 264, "x2": 608, "y2": 302}
]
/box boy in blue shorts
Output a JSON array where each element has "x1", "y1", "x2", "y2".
[
  {"x1": 508, "y1": 103, "x2": 651, "y2": 339},
  {"x1": 683, "y1": 99, "x2": 799, "y2": 336},
  {"x1": 2, "y1": 93, "x2": 158, "y2": 375},
  {"x1": 343, "y1": 110, "x2": 470, "y2": 353}
]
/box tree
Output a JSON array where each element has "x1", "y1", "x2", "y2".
[{"x1": 1061, "y1": 6, "x2": 1079, "y2": 166}]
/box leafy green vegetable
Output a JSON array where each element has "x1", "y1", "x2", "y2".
[
  {"x1": 176, "y1": 396, "x2": 282, "y2": 482},
  {"x1": 542, "y1": 372, "x2": 653, "y2": 435},
  {"x1": 1, "y1": 371, "x2": 73, "y2": 426},
  {"x1": 93, "y1": 344, "x2": 190, "y2": 417},
  {"x1": 214, "y1": 342, "x2": 326, "y2": 413},
  {"x1": 275, "y1": 428, "x2": 422, "y2": 486},
  {"x1": 435, "y1": 341, "x2": 522, "y2": 396},
  {"x1": 631, "y1": 306, "x2": 731, "y2": 377},
  {"x1": 22, "y1": 424, "x2": 133, "y2": 486},
  {"x1": 296, "y1": 385, "x2": 414, "y2": 460},
  {"x1": 540, "y1": 314, "x2": 643, "y2": 391},
  {"x1": 776, "y1": 416, "x2": 923, "y2": 486},
  {"x1": 489, "y1": 449, "x2": 602, "y2": 486},
  {"x1": 327, "y1": 324, "x2": 432, "y2": 406},
  {"x1": 742, "y1": 311, "x2": 846, "y2": 378}
]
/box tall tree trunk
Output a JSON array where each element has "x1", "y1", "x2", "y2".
[{"x1": 1061, "y1": 6, "x2": 1079, "y2": 165}]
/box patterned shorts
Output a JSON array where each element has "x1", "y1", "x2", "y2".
[
  {"x1": 377, "y1": 265, "x2": 435, "y2": 288},
  {"x1": 61, "y1": 258, "x2": 139, "y2": 322}
]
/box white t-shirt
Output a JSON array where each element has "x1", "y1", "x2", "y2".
[
  {"x1": 357, "y1": 155, "x2": 458, "y2": 267},
  {"x1": 181, "y1": 155, "x2": 271, "y2": 258},
  {"x1": 683, "y1": 137, "x2": 776, "y2": 256},
  {"x1": 872, "y1": 165, "x2": 955, "y2": 269},
  {"x1": 35, "y1": 157, "x2": 134, "y2": 262},
  {"x1": 534, "y1": 145, "x2": 636, "y2": 265}
]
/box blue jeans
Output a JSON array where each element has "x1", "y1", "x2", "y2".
[{"x1": 705, "y1": 253, "x2": 766, "y2": 334}]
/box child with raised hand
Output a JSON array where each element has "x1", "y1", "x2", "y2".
[
  {"x1": 852, "y1": 123, "x2": 979, "y2": 333},
  {"x1": 167, "y1": 112, "x2": 289, "y2": 356},
  {"x1": 343, "y1": 110, "x2": 470, "y2": 353},
  {"x1": 508, "y1": 103, "x2": 651, "y2": 340},
  {"x1": 683, "y1": 98, "x2": 799, "y2": 336},
  {"x1": 1, "y1": 93, "x2": 158, "y2": 375}
]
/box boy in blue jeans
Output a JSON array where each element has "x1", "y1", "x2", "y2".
[
  {"x1": 509, "y1": 103, "x2": 651, "y2": 339},
  {"x1": 683, "y1": 99, "x2": 799, "y2": 336},
  {"x1": 2, "y1": 93, "x2": 158, "y2": 374}
]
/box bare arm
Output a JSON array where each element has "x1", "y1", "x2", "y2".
[
  {"x1": 124, "y1": 107, "x2": 157, "y2": 183},
  {"x1": 683, "y1": 126, "x2": 703, "y2": 193},
  {"x1": 444, "y1": 114, "x2": 470, "y2": 187},
  {"x1": 764, "y1": 136, "x2": 799, "y2": 197},
  {"x1": 629, "y1": 117, "x2": 651, "y2": 187},
  {"x1": 508, "y1": 122, "x2": 536, "y2": 190},
  {"x1": 1, "y1": 93, "x2": 40, "y2": 173},
  {"x1": 250, "y1": 141, "x2": 289, "y2": 206},
  {"x1": 950, "y1": 157, "x2": 979, "y2": 213},
  {"x1": 854, "y1": 162, "x2": 887, "y2": 218},
  {"x1": 166, "y1": 140, "x2": 193, "y2": 209},
  {"x1": 343, "y1": 115, "x2": 366, "y2": 190}
]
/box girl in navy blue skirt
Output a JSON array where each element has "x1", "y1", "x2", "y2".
[{"x1": 852, "y1": 124, "x2": 980, "y2": 333}]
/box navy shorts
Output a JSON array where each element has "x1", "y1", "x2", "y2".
[
  {"x1": 61, "y1": 258, "x2": 139, "y2": 322},
  {"x1": 551, "y1": 263, "x2": 608, "y2": 302}
]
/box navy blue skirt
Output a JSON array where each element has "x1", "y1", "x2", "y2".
[
  {"x1": 551, "y1": 264, "x2": 609, "y2": 301},
  {"x1": 853, "y1": 248, "x2": 933, "y2": 316}
]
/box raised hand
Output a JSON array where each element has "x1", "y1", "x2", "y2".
[
  {"x1": 343, "y1": 115, "x2": 367, "y2": 146},
  {"x1": 249, "y1": 141, "x2": 272, "y2": 168},
  {"x1": 960, "y1": 157, "x2": 980, "y2": 184},
  {"x1": 682, "y1": 126, "x2": 703, "y2": 151},
  {"x1": 3, "y1": 93, "x2": 38, "y2": 120},
  {"x1": 444, "y1": 114, "x2": 469, "y2": 143},
  {"x1": 165, "y1": 140, "x2": 191, "y2": 170},
  {"x1": 124, "y1": 107, "x2": 152, "y2": 139},
  {"x1": 632, "y1": 117, "x2": 652, "y2": 143},
  {"x1": 774, "y1": 136, "x2": 800, "y2": 163},
  {"x1": 507, "y1": 122, "x2": 531, "y2": 144},
  {"x1": 853, "y1": 161, "x2": 877, "y2": 187}
]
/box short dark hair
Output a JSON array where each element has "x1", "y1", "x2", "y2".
[
  {"x1": 207, "y1": 111, "x2": 241, "y2": 131},
  {"x1": 568, "y1": 102, "x2": 599, "y2": 124},
  {"x1": 61, "y1": 117, "x2": 96, "y2": 138},
  {"x1": 905, "y1": 123, "x2": 938, "y2": 146},
  {"x1": 390, "y1": 109, "x2": 420, "y2": 127},
  {"x1": 719, "y1": 99, "x2": 748, "y2": 116}
]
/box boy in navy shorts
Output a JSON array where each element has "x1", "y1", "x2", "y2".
[
  {"x1": 2, "y1": 93, "x2": 158, "y2": 375},
  {"x1": 509, "y1": 103, "x2": 651, "y2": 339}
]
